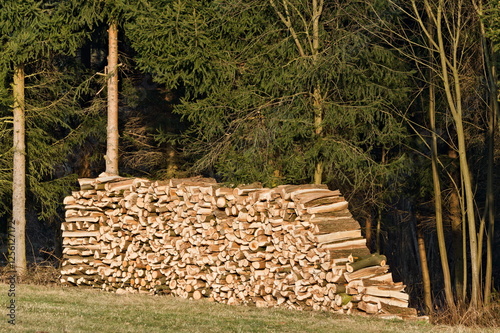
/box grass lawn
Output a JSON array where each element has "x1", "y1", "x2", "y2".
[{"x1": 0, "y1": 283, "x2": 495, "y2": 333}]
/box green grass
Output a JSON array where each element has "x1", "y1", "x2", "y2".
[{"x1": 0, "y1": 284, "x2": 495, "y2": 333}]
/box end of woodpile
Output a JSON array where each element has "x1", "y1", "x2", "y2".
[{"x1": 60, "y1": 175, "x2": 419, "y2": 319}]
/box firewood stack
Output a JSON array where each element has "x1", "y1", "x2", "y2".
[{"x1": 61, "y1": 175, "x2": 417, "y2": 318}]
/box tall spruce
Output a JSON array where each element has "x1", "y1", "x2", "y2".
[
  {"x1": 126, "y1": 0, "x2": 410, "y2": 209},
  {"x1": 0, "y1": 0, "x2": 94, "y2": 273}
]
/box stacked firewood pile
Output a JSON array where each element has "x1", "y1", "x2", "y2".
[{"x1": 61, "y1": 175, "x2": 416, "y2": 318}]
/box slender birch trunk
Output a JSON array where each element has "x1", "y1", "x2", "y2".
[{"x1": 12, "y1": 65, "x2": 27, "y2": 276}]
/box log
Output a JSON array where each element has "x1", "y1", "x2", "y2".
[
  {"x1": 346, "y1": 253, "x2": 387, "y2": 273},
  {"x1": 379, "y1": 302, "x2": 417, "y2": 316},
  {"x1": 363, "y1": 286, "x2": 409, "y2": 301},
  {"x1": 105, "y1": 179, "x2": 135, "y2": 192},
  {"x1": 320, "y1": 238, "x2": 366, "y2": 250},
  {"x1": 279, "y1": 184, "x2": 329, "y2": 200},
  {"x1": 344, "y1": 265, "x2": 390, "y2": 282},
  {"x1": 316, "y1": 230, "x2": 362, "y2": 244},
  {"x1": 362, "y1": 295, "x2": 408, "y2": 308},
  {"x1": 62, "y1": 231, "x2": 100, "y2": 238},
  {"x1": 306, "y1": 201, "x2": 349, "y2": 214},
  {"x1": 234, "y1": 182, "x2": 263, "y2": 196},
  {"x1": 292, "y1": 190, "x2": 341, "y2": 204},
  {"x1": 310, "y1": 217, "x2": 361, "y2": 234},
  {"x1": 335, "y1": 293, "x2": 352, "y2": 306},
  {"x1": 328, "y1": 247, "x2": 371, "y2": 261}
]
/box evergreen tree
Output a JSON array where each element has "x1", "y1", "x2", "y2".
[
  {"x1": 126, "y1": 0, "x2": 411, "y2": 206},
  {"x1": 0, "y1": 0, "x2": 96, "y2": 273}
]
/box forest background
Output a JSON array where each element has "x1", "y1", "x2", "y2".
[{"x1": 0, "y1": 0, "x2": 499, "y2": 319}]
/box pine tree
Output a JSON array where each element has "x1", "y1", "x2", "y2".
[{"x1": 0, "y1": 0, "x2": 95, "y2": 273}]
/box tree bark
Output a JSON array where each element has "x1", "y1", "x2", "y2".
[
  {"x1": 482, "y1": 37, "x2": 497, "y2": 307},
  {"x1": 427, "y1": 27, "x2": 455, "y2": 307},
  {"x1": 365, "y1": 212, "x2": 373, "y2": 251},
  {"x1": 484, "y1": 69, "x2": 496, "y2": 306},
  {"x1": 448, "y1": 149, "x2": 464, "y2": 302},
  {"x1": 474, "y1": 0, "x2": 497, "y2": 305},
  {"x1": 106, "y1": 21, "x2": 119, "y2": 175},
  {"x1": 376, "y1": 206, "x2": 382, "y2": 253},
  {"x1": 313, "y1": 85, "x2": 323, "y2": 185},
  {"x1": 417, "y1": 227, "x2": 432, "y2": 314},
  {"x1": 12, "y1": 65, "x2": 27, "y2": 276},
  {"x1": 312, "y1": 0, "x2": 324, "y2": 184}
]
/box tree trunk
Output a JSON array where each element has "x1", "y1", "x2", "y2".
[
  {"x1": 448, "y1": 150, "x2": 464, "y2": 302},
  {"x1": 365, "y1": 212, "x2": 373, "y2": 251},
  {"x1": 417, "y1": 227, "x2": 432, "y2": 314},
  {"x1": 312, "y1": 0, "x2": 324, "y2": 184},
  {"x1": 483, "y1": 39, "x2": 497, "y2": 307},
  {"x1": 474, "y1": 0, "x2": 497, "y2": 304},
  {"x1": 313, "y1": 85, "x2": 323, "y2": 185},
  {"x1": 376, "y1": 206, "x2": 382, "y2": 253},
  {"x1": 12, "y1": 65, "x2": 27, "y2": 276},
  {"x1": 484, "y1": 77, "x2": 496, "y2": 306},
  {"x1": 106, "y1": 21, "x2": 119, "y2": 175},
  {"x1": 428, "y1": 41, "x2": 455, "y2": 308},
  {"x1": 455, "y1": 119, "x2": 480, "y2": 308}
]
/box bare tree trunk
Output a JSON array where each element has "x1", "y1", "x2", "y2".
[
  {"x1": 106, "y1": 21, "x2": 119, "y2": 175},
  {"x1": 12, "y1": 65, "x2": 27, "y2": 276},
  {"x1": 417, "y1": 227, "x2": 433, "y2": 314},
  {"x1": 483, "y1": 39, "x2": 497, "y2": 307},
  {"x1": 484, "y1": 70, "x2": 497, "y2": 305},
  {"x1": 365, "y1": 212, "x2": 373, "y2": 251},
  {"x1": 474, "y1": 0, "x2": 497, "y2": 305},
  {"x1": 312, "y1": 0, "x2": 324, "y2": 184},
  {"x1": 376, "y1": 206, "x2": 382, "y2": 253},
  {"x1": 313, "y1": 85, "x2": 323, "y2": 184},
  {"x1": 448, "y1": 150, "x2": 464, "y2": 302},
  {"x1": 455, "y1": 119, "x2": 481, "y2": 307},
  {"x1": 484, "y1": 86, "x2": 496, "y2": 306},
  {"x1": 428, "y1": 61, "x2": 455, "y2": 308}
]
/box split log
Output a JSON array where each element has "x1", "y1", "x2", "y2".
[
  {"x1": 316, "y1": 230, "x2": 362, "y2": 244},
  {"x1": 306, "y1": 201, "x2": 349, "y2": 214},
  {"x1": 344, "y1": 265, "x2": 390, "y2": 282}
]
